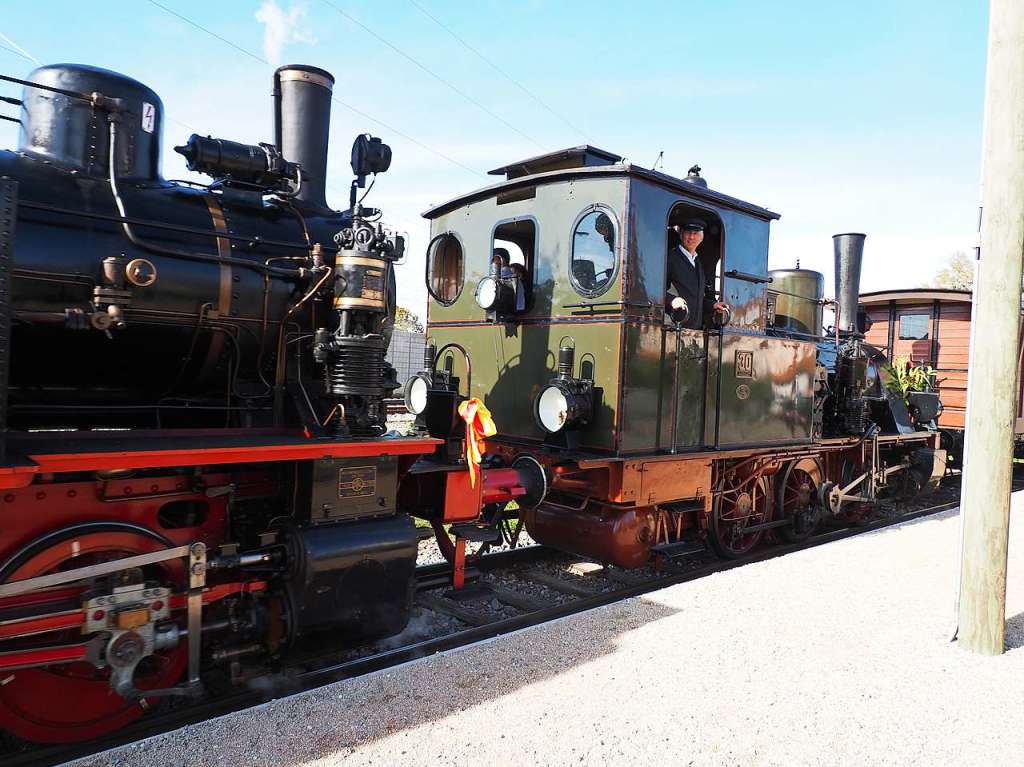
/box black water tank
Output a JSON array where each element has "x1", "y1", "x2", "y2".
[{"x1": 18, "y1": 64, "x2": 163, "y2": 180}]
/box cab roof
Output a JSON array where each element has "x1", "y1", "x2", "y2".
[
  {"x1": 423, "y1": 146, "x2": 781, "y2": 222},
  {"x1": 488, "y1": 145, "x2": 623, "y2": 179}
]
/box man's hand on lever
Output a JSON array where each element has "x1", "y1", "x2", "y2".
[{"x1": 710, "y1": 301, "x2": 732, "y2": 328}]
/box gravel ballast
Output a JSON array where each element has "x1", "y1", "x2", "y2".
[{"x1": 69, "y1": 496, "x2": 1024, "y2": 767}]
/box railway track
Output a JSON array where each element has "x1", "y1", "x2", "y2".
[{"x1": 0, "y1": 485, "x2": 970, "y2": 767}]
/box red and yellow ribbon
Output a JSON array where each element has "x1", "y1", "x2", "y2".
[{"x1": 457, "y1": 397, "x2": 496, "y2": 487}]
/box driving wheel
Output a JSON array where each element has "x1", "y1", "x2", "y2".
[
  {"x1": 708, "y1": 474, "x2": 770, "y2": 559},
  {"x1": 0, "y1": 524, "x2": 187, "y2": 744},
  {"x1": 776, "y1": 458, "x2": 822, "y2": 543}
]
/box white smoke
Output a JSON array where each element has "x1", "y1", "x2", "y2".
[{"x1": 255, "y1": 1, "x2": 316, "y2": 67}]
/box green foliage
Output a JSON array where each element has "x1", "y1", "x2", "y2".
[
  {"x1": 395, "y1": 306, "x2": 424, "y2": 333},
  {"x1": 884, "y1": 356, "x2": 936, "y2": 402},
  {"x1": 925, "y1": 250, "x2": 974, "y2": 291}
]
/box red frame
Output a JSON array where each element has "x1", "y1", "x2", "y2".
[{"x1": 0, "y1": 435, "x2": 441, "y2": 489}]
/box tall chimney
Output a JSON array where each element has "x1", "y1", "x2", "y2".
[
  {"x1": 833, "y1": 232, "x2": 866, "y2": 335},
  {"x1": 273, "y1": 65, "x2": 335, "y2": 210}
]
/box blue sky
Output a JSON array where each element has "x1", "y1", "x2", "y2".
[{"x1": 0, "y1": 1, "x2": 989, "y2": 313}]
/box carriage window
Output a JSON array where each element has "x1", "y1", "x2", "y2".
[
  {"x1": 571, "y1": 208, "x2": 618, "y2": 295},
  {"x1": 899, "y1": 313, "x2": 929, "y2": 340},
  {"x1": 427, "y1": 233, "x2": 463, "y2": 305}
]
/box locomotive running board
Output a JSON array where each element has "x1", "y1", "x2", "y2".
[{"x1": 0, "y1": 433, "x2": 441, "y2": 489}]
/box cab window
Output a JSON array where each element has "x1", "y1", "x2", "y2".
[
  {"x1": 427, "y1": 232, "x2": 464, "y2": 305},
  {"x1": 491, "y1": 219, "x2": 536, "y2": 304},
  {"x1": 666, "y1": 202, "x2": 723, "y2": 296},
  {"x1": 571, "y1": 207, "x2": 618, "y2": 296}
]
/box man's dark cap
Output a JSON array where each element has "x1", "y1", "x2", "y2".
[{"x1": 681, "y1": 218, "x2": 706, "y2": 231}]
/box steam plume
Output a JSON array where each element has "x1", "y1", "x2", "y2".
[{"x1": 255, "y1": 1, "x2": 315, "y2": 67}]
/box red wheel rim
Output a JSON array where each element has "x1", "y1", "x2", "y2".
[
  {"x1": 0, "y1": 531, "x2": 187, "y2": 744},
  {"x1": 711, "y1": 476, "x2": 769, "y2": 557},
  {"x1": 779, "y1": 467, "x2": 820, "y2": 539}
]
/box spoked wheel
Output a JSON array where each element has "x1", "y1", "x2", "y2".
[
  {"x1": 0, "y1": 525, "x2": 188, "y2": 744},
  {"x1": 776, "y1": 458, "x2": 823, "y2": 543},
  {"x1": 708, "y1": 474, "x2": 771, "y2": 559},
  {"x1": 831, "y1": 459, "x2": 873, "y2": 525}
]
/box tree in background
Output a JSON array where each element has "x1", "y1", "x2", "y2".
[
  {"x1": 394, "y1": 306, "x2": 424, "y2": 333},
  {"x1": 926, "y1": 250, "x2": 974, "y2": 291}
]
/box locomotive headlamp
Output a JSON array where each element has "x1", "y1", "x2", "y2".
[
  {"x1": 534, "y1": 344, "x2": 595, "y2": 434},
  {"x1": 536, "y1": 382, "x2": 572, "y2": 433},
  {"x1": 351, "y1": 133, "x2": 392, "y2": 179},
  {"x1": 404, "y1": 373, "x2": 431, "y2": 416},
  {"x1": 349, "y1": 133, "x2": 393, "y2": 207},
  {"x1": 404, "y1": 343, "x2": 438, "y2": 416},
  {"x1": 475, "y1": 275, "x2": 516, "y2": 313}
]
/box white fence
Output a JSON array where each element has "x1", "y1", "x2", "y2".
[{"x1": 387, "y1": 329, "x2": 426, "y2": 386}]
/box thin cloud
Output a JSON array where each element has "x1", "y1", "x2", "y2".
[{"x1": 254, "y1": 1, "x2": 316, "y2": 67}]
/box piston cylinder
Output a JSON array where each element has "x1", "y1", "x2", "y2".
[
  {"x1": 278, "y1": 515, "x2": 418, "y2": 646},
  {"x1": 333, "y1": 253, "x2": 387, "y2": 312}
]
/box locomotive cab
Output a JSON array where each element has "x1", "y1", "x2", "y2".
[{"x1": 421, "y1": 145, "x2": 813, "y2": 455}]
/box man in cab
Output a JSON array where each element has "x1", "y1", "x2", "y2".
[{"x1": 666, "y1": 219, "x2": 730, "y2": 329}]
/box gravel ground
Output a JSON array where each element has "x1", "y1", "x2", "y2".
[
  {"x1": 69, "y1": 490, "x2": 1024, "y2": 767},
  {"x1": 416, "y1": 525, "x2": 536, "y2": 566}
]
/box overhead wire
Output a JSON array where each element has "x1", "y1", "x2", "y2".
[
  {"x1": 406, "y1": 0, "x2": 587, "y2": 140},
  {"x1": 147, "y1": 1, "x2": 266, "y2": 65},
  {"x1": 146, "y1": 0, "x2": 484, "y2": 179},
  {"x1": 0, "y1": 32, "x2": 40, "y2": 66},
  {"x1": 165, "y1": 115, "x2": 197, "y2": 133},
  {"x1": 319, "y1": 0, "x2": 544, "y2": 150},
  {"x1": 0, "y1": 20, "x2": 197, "y2": 139},
  {"x1": 0, "y1": 43, "x2": 34, "y2": 64}
]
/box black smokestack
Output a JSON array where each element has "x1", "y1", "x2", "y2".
[
  {"x1": 273, "y1": 65, "x2": 334, "y2": 210},
  {"x1": 833, "y1": 232, "x2": 866, "y2": 335}
]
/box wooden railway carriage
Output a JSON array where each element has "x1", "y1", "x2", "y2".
[
  {"x1": 413, "y1": 146, "x2": 945, "y2": 563},
  {"x1": 859, "y1": 288, "x2": 1024, "y2": 463}
]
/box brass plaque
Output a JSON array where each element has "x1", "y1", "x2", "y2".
[
  {"x1": 116, "y1": 608, "x2": 151, "y2": 630},
  {"x1": 735, "y1": 350, "x2": 754, "y2": 379},
  {"x1": 338, "y1": 466, "x2": 377, "y2": 498},
  {"x1": 361, "y1": 268, "x2": 384, "y2": 302}
]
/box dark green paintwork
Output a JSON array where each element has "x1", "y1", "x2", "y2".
[{"x1": 433, "y1": 322, "x2": 621, "y2": 450}]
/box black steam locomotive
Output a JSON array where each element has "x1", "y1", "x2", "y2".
[{"x1": 0, "y1": 63, "x2": 444, "y2": 743}]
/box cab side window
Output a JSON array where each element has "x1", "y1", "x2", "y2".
[
  {"x1": 427, "y1": 232, "x2": 464, "y2": 305},
  {"x1": 491, "y1": 219, "x2": 536, "y2": 307},
  {"x1": 571, "y1": 207, "x2": 618, "y2": 296}
]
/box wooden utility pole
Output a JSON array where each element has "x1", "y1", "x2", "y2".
[{"x1": 957, "y1": 0, "x2": 1024, "y2": 655}]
